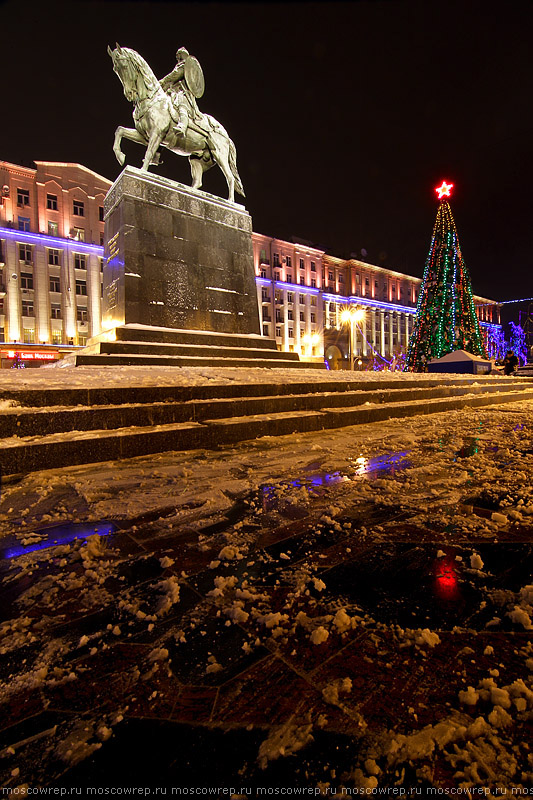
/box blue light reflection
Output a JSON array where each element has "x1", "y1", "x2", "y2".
[{"x1": 1, "y1": 521, "x2": 117, "y2": 560}]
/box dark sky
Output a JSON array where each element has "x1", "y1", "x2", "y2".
[{"x1": 1, "y1": 0, "x2": 532, "y2": 301}]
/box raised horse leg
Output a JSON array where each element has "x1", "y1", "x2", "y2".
[{"x1": 113, "y1": 126, "x2": 146, "y2": 166}]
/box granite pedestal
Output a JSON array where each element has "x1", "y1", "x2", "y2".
[{"x1": 102, "y1": 166, "x2": 261, "y2": 335}]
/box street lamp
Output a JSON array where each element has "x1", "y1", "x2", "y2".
[{"x1": 340, "y1": 307, "x2": 365, "y2": 371}]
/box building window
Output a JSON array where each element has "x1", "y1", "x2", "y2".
[
  {"x1": 23, "y1": 327, "x2": 35, "y2": 343},
  {"x1": 339, "y1": 274, "x2": 344, "y2": 284},
  {"x1": 17, "y1": 188, "x2": 30, "y2": 207},
  {"x1": 260, "y1": 269, "x2": 267, "y2": 279},
  {"x1": 51, "y1": 304, "x2": 62, "y2": 319},
  {"x1": 275, "y1": 310, "x2": 283, "y2": 323},
  {"x1": 48, "y1": 249, "x2": 60, "y2": 266},
  {"x1": 74, "y1": 253, "x2": 87, "y2": 270},
  {"x1": 78, "y1": 335, "x2": 87, "y2": 346},
  {"x1": 310, "y1": 261, "x2": 316, "y2": 272},
  {"x1": 299, "y1": 277, "x2": 305, "y2": 285},
  {"x1": 287, "y1": 310, "x2": 293, "y2": 320},
  {"x1": 73, "y1": 200, "x2": 85, "y2": 217},
  {"x1": 19, "y1": 244, "x2": 32, "y2": 263},
  {"x1": 99, "y1": 258, "x2": 104, "y2": 273},
  {"x1": 365, "y1": 277, "x2": 370, "y2": 287},
  {"x1": 261, "y1": 288, "x2": 269, "y2": 301},
  {"x1": 72, "y1": 227, "x2": 85, "y2": 241},
  {"x1": 262, "y1": 324, "x2": 269, "y2": 337},
  {"x1": 287, "y1": 292, "x2": 293, "y2": 303},
  {"x1": 286, "y1": 256, "x2": 292, "y2": 268},
  {"x1": 0, "y1": 327, "x2": 4, "y2": 343},
  {"x1": 18, "y1": 217, "x2": 30, "y2": 231},
  {"x1": 275, "y1": 327, "x2": 281, "y2": 337},
  {"x1": 310, "y1": 297, "x2": 316, "y2": 306},
  {"x1": 311, "y1": 313, "x2": 316, "y2": 323},
  {"x1": 51, "y1": 330, "x2": 62, "y2": 345},
  {"x1": 48, "y1": 221, "x2": 58, "y2": 237},
  {"x1": 22, "y1": 300, "x2": 34, "y2": 317},
  {"x1": 50, "y1": 276, "x2": 61, "y2": 292},
  {"x1": 299, "y1": 258, "x2": 304, "y2": 270},
  {"x1": 100, "y1": 232, "x2": 104, "y2": 246},
  {"x1": 299, "y1": 311, "x2": 304, "y2": 321},
  {"x1": 274, "y1": 271, "x2": 280, "y2": 281},
  {"x1": 47, "y1": 194, "x2": 58, "y2": 211},
  {"x1": 286, "y1": 274, "x2": 292, "y2": 284},
  {"x1": 311, "y1": 278, "x2": 316, "y2": 288},
  {"x1": 20, "y1": 271, "x2": 34, "y2": 289},
  {"x1": 75, "y1": 280, "x2": 87, "y2": 296},
  {"x1": 273, "y1": 253, "x2": 280, "y2": 267},
  {"x1": 77, "y1": 307, "x2": 88, "y2": 322},
  {"x1": 288, "y1": 328, "x2": 293, "y2": 338},
  {"x1": 328, "y1": 271, "x2": 334, "y2": 281},
  {"x1": 99, "y1": 206, "x2": 104, "y2": 222}
]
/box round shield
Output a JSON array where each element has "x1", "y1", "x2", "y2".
[{"x1": 184, "y1": 56, "x2": 205, "y2": 98}]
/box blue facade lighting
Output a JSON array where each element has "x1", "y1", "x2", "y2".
[{"x1": 0, "y1": 226, "x2": 104, "y2": 256}]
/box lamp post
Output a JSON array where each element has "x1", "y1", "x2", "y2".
[{"x1": 340, "y1": 307, "x2": 365, "y2": 371}]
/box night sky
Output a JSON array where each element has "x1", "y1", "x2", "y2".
[{"x1": 1, "y1": 0, "x2": 532, "y2": 301}]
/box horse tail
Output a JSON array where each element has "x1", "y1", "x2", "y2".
[{"x1": 228, "y1": 138, "x2": 245, "y2": 199}]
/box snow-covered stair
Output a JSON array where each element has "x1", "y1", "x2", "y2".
[{"x1": 1, "y1": 377, "x2": 532, "y2": 475}]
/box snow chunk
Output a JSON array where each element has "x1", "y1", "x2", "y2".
[
  {"x1": 470, "y1": 552, "x2": 484, "y2": 570},
  {"x1": 507, "y1": 605, "x2": 533, "y2": 629},
  {"x1": 310, "y1": 626, "x2": 329, "y2": 645},
  {"x1": 458, "y1": 686, "x2": 479, "y2": 706},
  {"x1": 218, "y1": 545, "x2": 243, "y2": 561},
  {"x1": 257, "y1": 719, "x2": 314, "y2": 769},
  {"x1": 155, "y1": 576, "x2": 180, "y2": 616},
  {"x1": 333, "y1": 608, "x2": 354, "y2": 634}
]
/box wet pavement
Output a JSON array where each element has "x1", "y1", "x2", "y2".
[{"x1": 0, "y1": 403, "x2": 533, "y2": 794}]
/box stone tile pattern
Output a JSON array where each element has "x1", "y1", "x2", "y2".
[{"x1": 102, "y1": 166, "x2": 261, "y2": 335}]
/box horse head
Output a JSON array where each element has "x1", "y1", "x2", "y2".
[{"x1": 108, "y1": 44, "x2": 138, "y2": 103}]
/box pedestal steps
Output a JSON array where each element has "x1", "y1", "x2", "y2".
[
  {"x1": 59, "y1": 325, "x2": 325, "y2": 370},
  {"x1": 1, "y1": 376, "x2": 532, "y2": 476}
]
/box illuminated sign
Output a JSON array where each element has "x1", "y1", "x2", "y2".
[{"x1": 1, "y1": 350, "x2": 58, "y2": 360}]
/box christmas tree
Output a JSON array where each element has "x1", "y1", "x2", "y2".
[{"x1": 405, "y1": 181, "x2": 487, "y2": 371}]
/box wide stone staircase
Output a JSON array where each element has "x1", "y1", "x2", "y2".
[
  {"x1": 58, "y1": 325, "x2": 325, "y2": 369},
  {"x1": 1, "y1": 375, "x2": 532, "y2": 476}
]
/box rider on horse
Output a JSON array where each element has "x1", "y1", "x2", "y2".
[{"x1": 160, "y1": 47, "x2": 204, "y2": 137}]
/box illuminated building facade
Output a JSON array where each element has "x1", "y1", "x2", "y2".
[
  {"x1": 253, "y1": 235, "x2": 500, "y2": 367},
  {"x1": 0, "y1": 160, "x2": 111, "y2": 364},
  {"x1": 0, "y1": 159, "x2": 500, "y2": 368}
]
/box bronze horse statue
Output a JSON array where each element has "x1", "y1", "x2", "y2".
[{"x1": 108, "y1": 44, "x2": 245, "y2": 203}]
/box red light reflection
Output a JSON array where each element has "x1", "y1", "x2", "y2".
[{"x1": 434, "y1": 557, "x2": 460, "y2": 600}]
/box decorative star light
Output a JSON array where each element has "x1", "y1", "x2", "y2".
[{"x1": 436, "y1": 180, "x2": 454, "y2": 200}]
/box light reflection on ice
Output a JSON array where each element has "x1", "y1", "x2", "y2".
[{"x1": 1, "y1": 521, "x2": 117, "y2": 560}]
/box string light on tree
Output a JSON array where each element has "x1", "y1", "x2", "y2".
[{"x1": 405, "y1": 180, "x2": 487, "y2": 371}]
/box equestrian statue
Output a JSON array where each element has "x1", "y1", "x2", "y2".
[{"x1": 108, "y1": 44, "x2": 245, "y2": 203}]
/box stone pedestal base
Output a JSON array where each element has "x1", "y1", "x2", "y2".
[{"x1": 102, "y1": 167, "x2": 261, "y2": 335}]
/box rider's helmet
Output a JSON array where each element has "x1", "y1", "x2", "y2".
[{"x1": 176, "y1": 47, "x2": 189, "y2": 62}]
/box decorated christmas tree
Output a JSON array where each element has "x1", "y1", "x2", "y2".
[{"x1": 405, "y1": 181, "x2": 487, "y2": 371}]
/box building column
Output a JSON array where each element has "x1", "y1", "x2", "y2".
[
  {"x1": 295, "y1": 290, "x2": 301, "y2": 354},
  {"x1": 380, "y1": 311, "x2": 385, "y2": 357},
  {"x1": 404, "y1": 313, "x2": 410, "y2": 350},
  {"x1": 325, "y1": 300, "x2": 330, "y2": 328},
  {"x1": 283, "y1": 291, "x2": 289, "y2": 351}
]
